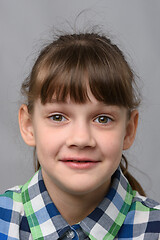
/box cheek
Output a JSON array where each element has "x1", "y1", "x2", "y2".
[
  {"x1": 34, "y1": 128, "x2": 61, "y2": 162},
  {"x1": 99, "y1": 130, "x2": 125, "y2": 159}
]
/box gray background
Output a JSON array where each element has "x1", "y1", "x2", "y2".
[{"x1": 0, "y1": 0, "x2": 160, "y2": 202}]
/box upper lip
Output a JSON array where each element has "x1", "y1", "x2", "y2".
[{"x1": 59, "y1": 157, "x2": 100, "y2": 162}]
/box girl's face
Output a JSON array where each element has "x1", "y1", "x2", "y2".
[{"x1": 19, "y1": 92, "x2": 138, "y2": 197}]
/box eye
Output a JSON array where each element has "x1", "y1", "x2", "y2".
[
  {"x1": 49, "y1": 114, "x2": 67, "y2": 122},
  {"x1": 94, "y1": 115, "x2": 112, "y2": 124}
]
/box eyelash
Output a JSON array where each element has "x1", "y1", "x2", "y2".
[
  {"x1": 94, "y1": 115, "x2": 113, "y2": 125},
  {"x1": 49, "y1": 114, "x2": 67, "y2": 122},
  {"x1": 49, "y1": 114, "x2": 113, "y2": 125}
]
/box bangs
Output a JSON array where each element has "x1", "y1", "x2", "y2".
[{"x1": 32, "y1": 35, "x2": 138, "y2": 109}]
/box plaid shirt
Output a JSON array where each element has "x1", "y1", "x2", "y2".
[{"x1": 0, "y1": 167, "x2": 160, "y2": 240}]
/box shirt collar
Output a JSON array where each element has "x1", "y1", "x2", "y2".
[
  {"x1": 80, "y1": 167, "x2": 133, "y2": 239},
  {"x1": 22, "y1": 167, "x2": 133, "y2": 240}
]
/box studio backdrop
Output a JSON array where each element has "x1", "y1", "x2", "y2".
[{"x1": 0, "y1": 0, "x2": 160, "y2": 202}]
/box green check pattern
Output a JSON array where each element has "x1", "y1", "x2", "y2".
[{"x1": 0, "y1": 167, "x2": 160, "y2": 239}]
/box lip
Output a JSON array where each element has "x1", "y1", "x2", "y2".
[{"x1": 59, "y1": 157, "x2": 101, "y2": 170}]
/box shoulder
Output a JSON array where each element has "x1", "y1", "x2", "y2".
[
  {"x1": 0, "y1": 185, "x2": 24, "y2": 216},
  {"x1": 132, "y1": 191, "x2": 160, "y2": 213},
  {"x1": 0, "y1": 186, "x2": 26, "y2": 237},
  {"x1": 0, "y1": 172, "x2": 39, "y2": 238},
  {"x1": 128, "y1": 191, "x2": 160, "y2": 234},
  {"x1": 0, "y1": 185, "x2": 24, "y2": 214},
  {"x1": 117, "y1": 191, "x2": 160, "y2": 239}
]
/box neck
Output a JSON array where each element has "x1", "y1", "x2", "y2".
[{"x1": 43, "y1": 175, "x2": 110, "y2": 225}]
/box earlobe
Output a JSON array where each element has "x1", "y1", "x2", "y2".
[
  {"x1": 18, "y1": 104, "x2": 36, "y2": 146},
  {"x1": 123, "y1": 110, "x2": 139, "y2": 150}
]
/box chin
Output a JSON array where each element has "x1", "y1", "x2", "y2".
[{"x1": 62, "y1": 181, "x2": 107, "y2": 197}]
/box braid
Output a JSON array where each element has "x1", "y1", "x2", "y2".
[{"x1": 120, "y1": 154, "x2": 146, "y2": 196}]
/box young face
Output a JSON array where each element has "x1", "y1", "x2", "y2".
[{"x1": 19, "y1": 93, "x2": 138, "y2": 197}]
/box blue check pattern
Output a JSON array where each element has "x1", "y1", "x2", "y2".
[{"x1": 0, "y1": 167, "x2": 160, "y2": 239}]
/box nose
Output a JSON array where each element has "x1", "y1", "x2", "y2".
[{"x1": 66, "y1": 122, "x2": 96, "y2": 149}]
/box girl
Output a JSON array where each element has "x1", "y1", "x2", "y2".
[{"x1": 0, "y1": 32, "x2": 160, "y2": 240}]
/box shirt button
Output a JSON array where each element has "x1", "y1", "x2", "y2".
[{"x1": 66, "y1": 230, "x2": 75, "y2": 239}]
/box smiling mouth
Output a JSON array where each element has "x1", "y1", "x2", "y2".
[
  {"x1": 59, "y1": 158, "x2": 100, "y2": 169},
  {"x1": 60, "y1": 158, "x2": 99, "y2": 163},
  {"x1": 64, "y1": 160, "x2": 94, "y2": 163}
]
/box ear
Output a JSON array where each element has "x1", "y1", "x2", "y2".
[
  {"x1": 123, "y1": 110, "x2": 139, "y2": 150},
  {"x1": 18, "y1": 104, "x2": 36, "y2": 146}
]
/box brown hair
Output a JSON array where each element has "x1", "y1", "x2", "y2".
[{"x1": 21, "y1": 32, "x2": 145, "y2": 196}]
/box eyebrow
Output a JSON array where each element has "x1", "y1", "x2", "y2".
[
  {"x1": 49, "y1": 99, "x2": 68, "y2": 104},
  {"x1": 48, "y1": 99, "x2": 121, "y2": 110}
]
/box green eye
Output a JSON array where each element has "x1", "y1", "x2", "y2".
[
  {"x1": 95, "y1": 116, "x2": 112, "y2": 124},
  {"x1": 50, "y1": 114, "x2": 66, "y2": 122}
]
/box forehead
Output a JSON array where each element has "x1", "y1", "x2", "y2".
[
  {"x1": 49, "y1": 86, "x2": 94, "y2": 103},
  {"x1": 39, "y1": 93, "x2": 126, "y2": 115},
  {"x1": 37, "y1": 44, "x2": 132, "y2": 107},
  {"x1": 39, "y1": 86, "x2": 127, "y2": 113}
]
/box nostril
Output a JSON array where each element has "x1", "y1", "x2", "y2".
[{"x1": 66, "y1": 135, "x2": 96, "y2": 149}]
